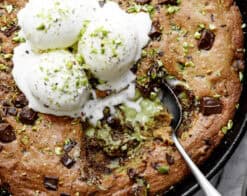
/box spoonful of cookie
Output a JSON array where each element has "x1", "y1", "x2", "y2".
[{"x1": 160, "y1": 82, "x2": 222, "y2": 196}]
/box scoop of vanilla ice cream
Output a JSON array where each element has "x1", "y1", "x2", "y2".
[
  {"x1": 12, "y1": 43, "x2": 89, "y2": 117},
  {"x1": 18, "y1": 0, "x2": 100, "y2": 51},
  {"x1": 78, "y1": 2, "x2": 152, "y2": 82}
]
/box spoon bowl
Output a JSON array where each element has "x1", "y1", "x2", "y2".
[{"x1": 160, "y1": 82, "x2": 222, "y2": 196}]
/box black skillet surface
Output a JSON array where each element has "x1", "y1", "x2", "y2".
[{"x1": 165, "y1": 1, "x2": 247, "y2": 195}]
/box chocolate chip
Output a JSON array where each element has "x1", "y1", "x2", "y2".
[
  {"x1": 106, "y1": 116, "x2": 121, "y2": 130},
  {"x1": 95, "y1": 89, "x2": 112, "y2": 98},
  {"x1": 13, "y1": 94, "x2": 28, "y2": 108},
  {"x1": 232, "y1": 60, "x2": 245, "y2": 72},
  {"x1": 158, "y1": 50, "x2": 165, "y2": 57},
  {"x1": 200, "y1": 97, "x2": 223, "y2": 116},
  {"x1": 157, "y1": 0, "x2": 178, "y2": 5},
  {"x1": 0, "y1": 123, "x2": 16, "y2": 143},
  {"x1": 44, "y1": 176, "x2": 59, "y2": 191},
  {"x1": 19, "y1": 107, "x2": 38, "y2": 125},
  {"x1": 127, "y1": 168, "x2": 138, "y2": 180},
  {"x1": 0, "y1": 145, "x2": 3, "y2": 152},
  {"x1": 63, "y1": 139, "x2": 77, "y2": 153},
  {"x1": 135, "y1": 0, "x2": 151, "y2": 4},
  {"x1": 2, "y1": 25, "x2": 20, "y2": 37},
  {"x1": 166, "y1": 153, "x2": 175, "y2": 165},
  {"x1": 2, "y1": 100, "x2": 11, "y2": 107},
  {"x1": 0, "y1": 183, "x2": 11, "y2": 196},
  {"x1": 60, "y1": 154, "x2": 76, "y2": 169},
  {"x1": 198, "y1": 29, "x2": 215, "y2": 50},
  {"x1": 148, "y1": 25, "x2": 162, "y2": 40},
  {"x1": 98, "y1": 0, "x2": 106, "y2": 7},
  {"x1": 2, "y1": 107, "x2": 17, "y2": 116},
  {"x1": 204, "y1": 138, "x2": 212, "y2": 146},
  {"x1": 61, "y1": 193, "x2": 70, "y2": 196}
]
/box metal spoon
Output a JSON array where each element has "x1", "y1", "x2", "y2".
[{"x1": 161, "y1": 82, "x2": 222, "y2": 196}]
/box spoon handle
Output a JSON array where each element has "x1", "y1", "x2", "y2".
[{"x1": 172, "y1": 132, "x2": 222, "y2": 196}]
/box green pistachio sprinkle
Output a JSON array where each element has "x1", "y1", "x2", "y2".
[
  {"x1": 12, "y1": 36, "x2": 26, "y2": 43},
  {"x1": 66, "y1": 61, "x2": 73, "y2": 70},
  {"x1": 157, "y1": 165, "x2": 170, "y2": 174},
  {"x1": 0, "y1": 64, "x2": 8, "y2": 71},
  {"x1": 221, "y1": 120, "x2": 233, "y2": 134},
  {"x1": 5, "y1": 5, "x2": 14, "y2": 14},
  {"x1": 55, "y1": 147, "x2": 63, "y2": 155},
  {"x1": 209, "y1": 24, "x2": 216, "y2": 30},
  {"x1": 239, "y1": 72, "x2": 244, "y2": 82},
  {"x1": 194, "y1": 31, "x2": 201, "y2": 39},
  {"x1": 166, "y1": 5, "x2": 180, "y2": 15},
  {"x1": 36, "y1": 24, "x2": 46, "y2": 31}
]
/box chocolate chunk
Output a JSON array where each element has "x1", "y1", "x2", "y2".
[
  {"x1": 2, "y1": 100, "x2": 11, "y2": 107},
  {"x1": 2, "y1": 25, "x2": 20, "y2": 37},
  {"x1": 13, "y1": 94, "x2": 28, "y2": 108},
  {"x1": 0, "y1": 145, "x2": 3, "y2": 152},
  {"x1": 166, "y1": 153, "x2": 175, "y2": 165},
  {"x1": 157, "y1": 0, "x2": 178, "y2": 5},
  {"x1": 198, "y1": 29, "x2": 215, "y2": 50},
  {"x1": 2, "y1": 107, "x2": 17, "y2": 116},
  {"x1": 148, "y1": 25, "x2": 162, "y2": 40},
  {"x1": 0, "y1": 183, "x2": 11, "y2": 196},
  {"x1": 106, "y1": 116, "x2": 121, "y2": 130},
  {"x1": 204, "y1": 138, "x2": 213, "y2": 146},
  {"x1": 61, "y1": 193, "x2": 70, "y2": 196},
  {"x1": 0, "y1": 123, "x2": 16, "y2": 143},
  {"x1": 96, "y1": 89, "x2": 112, "y2": 98},
  {"x1": 232, "y1": 60, "x2": 245, "y2": 72},
  {"x1": 60, "y1": 154, "x2": 76, "y2": 169},
  {"x1": 63, "y1": 139, "x2": 77, "y2": 153},
  {"x1": 135, "y1": 0, "x2": 151, "y2": 4},
  {"x1": 44, "y1": 176, "x2": 59, "y2": 191},
  {"x1": 7, "y1": 107, "x2": 17, "y2": 116},
  {"x1": 127, "y1": 168, "x2": 138, "y2": 180},
  {"x1": 158, "y1": 50, "x2": 165, "y2": 57},
  {"x1": 98, "y1": 0, "x2": 106, "y2": 7},
  {"x1": 19, "y1": 107, "x2": 38, "y2": 125},
  {"x1": 200, "y1": 97, "x2": 223, "y2": 116}
]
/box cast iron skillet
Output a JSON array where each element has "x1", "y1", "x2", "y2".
[{"x1": 165, "y1": 1, "x2": 247, "y2": 195}]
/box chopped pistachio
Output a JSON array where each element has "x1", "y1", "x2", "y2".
[
  {"x1": 209, "y1": 24, "x2": 216, "y2": 30},
  {"x1": 55, "y1": 147, "x2": 63, "y2": 155},
  {"x1": 157, "y1": 60, "x2": 163, "y2": 67},
  {"x1": 239, "y1": 72, "x2": 243, "y2": 82},
  {"x1": 66, "y1": 61, "x2": 73, "y2": 70},
  {"x1": 141, "y1": 50, "x2": 148, "y2": 57},
  {"x1": 213, "y1": 94, "x2": 221, "y2": 98},
  {"x1": 127, "y1": 4, "x2": 142, "y2": 13},
  {"x1": 167, "y1": 5, "x2": 180, "y2": 15},
  {"x1": 0, "y1": 64, "x2": 8, "y2": 71},
  {"x1": 221, "y1": 120, "x2": 233, "y2": 134},
  {"x1": 157, "y1": 165, "x2": 170, "y2": 174},
  {"x1": 178, "y1": 62, "x2": 185, "y2": 71},
  {"x1": 227, "y1": 120, "x2": 233, "y2": 130},
  {"x1": 198, "y1": 24, "x2": 205, "y2": 29},
  {"x1": 150, "y1": 92, "x2": 158, "y2": 100},
  {"x1": 21, "y1": 135, "x2": 29, "y2": 145},
  {"x1": 194, "y1": 31, "x2": 201, "y2": 39},
  {"x1": 3, "y1": 53, "x2": 12, "y2": 59},
  {"x1": 5, "y1": 5, "x2": 14, "y2": 14},
  {"x1": 12, "y1": 36, "x2": 26, "y2": 43},
  {"x1": 185, "y1": 61, "x2": 195, "y2": 67},
  {"x1": 36, "y1": 23, "x2": 46, "y2": 31}
]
